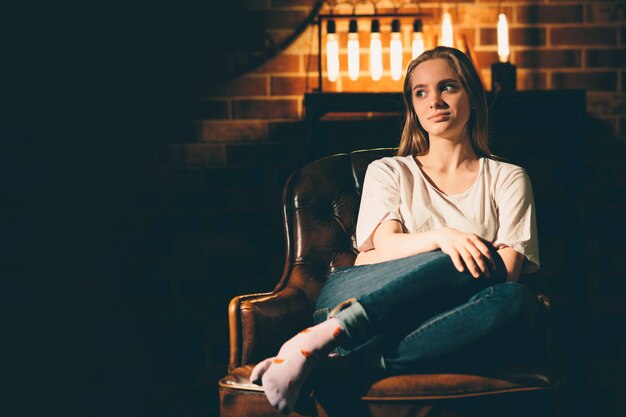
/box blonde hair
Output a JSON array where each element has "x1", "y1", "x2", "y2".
[{"x1": 397, "y1": 46, "x2": 492, "y2": 157}]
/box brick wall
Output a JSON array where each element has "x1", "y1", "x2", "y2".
[
  {"x1": 165, "y1": 0, "x2": 625, "y2": 165},
  {"x1": 160, "y1": 1, "x2": 625, "y2": 169},
  {"x1": 154, "y1": 1, "x2": 626, "y2": 416}
]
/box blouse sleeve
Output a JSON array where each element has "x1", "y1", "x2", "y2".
[
  {"x1": 493, "y1": 167, "x2": 540, "y2": 273},
  {"x1": 356, "y1": 159, "x2": 403, "y2": 252}
]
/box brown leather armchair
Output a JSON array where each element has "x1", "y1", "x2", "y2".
[{"x1": 219, "y1": 148, "x2": 559, "y2": 417}]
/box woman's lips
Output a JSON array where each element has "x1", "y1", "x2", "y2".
[{"x1": 429, "y1": 112, "x2": 451, "y2": 121}]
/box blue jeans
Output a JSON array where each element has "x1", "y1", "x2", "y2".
[{"x1": 313, "y1": 250, "x2": 538, "y2": 373}]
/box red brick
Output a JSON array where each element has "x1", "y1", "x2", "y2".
[
  {"x1": 474, "y1": 51, "x2": 501, "y2": 70},
  {"x1": 518, "y1": 71, "x2": 548, "y2": 90},
  {"x1": 204, "y1": 77, "x2": 268, "y2": 97},
  {"x1": 271, "y1": 76, "x2": 318, "y2": 95},
  {"x1": 233, "y1": 99, "x2": 299, "y2": 119},
  {"x1": 201, "y1": 121, "x2": 269, "y2": 142},
  {"x1": 586, "y1": 3, "x2": 626, "y2": 23},
  {"x1": 255, "y1": 54, "x2": 301, "y2": 73},
  {"x1": 587, "y1": 49, "x2": 626, "y2": 68},
  {"x1": 552, "y1": 71, "x2": 617, "y2": 91},
  {"x1": 516, "y1": 5, "x2": 583, "y2": 24},
  {"x1": 515, "y1": 49, "x2": 581, "y2": 69},
  {"x1": 457, "y1": 28, "x2": 476, "y2": 45},
  {"x1": 304, "y1": 54, "x2": 320, "y2": 74},
  {"x1": 457, "y1": 6, "x2": 514, "y2": 26},
  {"x1": 480, "y1": 28, "x2": 546, "y2": 47},
  {"x1": 318, "y1": 77, "x2": 340, "y2": 92},
  {"x1": 551, "y1": 27, "x2": 616, "y2": 46}
]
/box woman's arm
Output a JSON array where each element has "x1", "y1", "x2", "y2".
[
  {"x1": 359, "y1": 220, "x2": 497, "y2": 279},
  {"x1": 496, "y1": 246, "x2": 525, "y2": 282}
]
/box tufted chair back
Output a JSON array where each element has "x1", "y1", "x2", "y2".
[
  {"x1": 229, "y1": 148, "x2": 395, "y2": 369},
  {"x1": 274, "y1": 148, "x2": 396, "y2": 304}
]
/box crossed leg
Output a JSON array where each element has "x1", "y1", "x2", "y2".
[{"x1": 251, "y1": 250, "x2": 509, "y2": 413}]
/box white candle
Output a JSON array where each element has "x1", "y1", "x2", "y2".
[
  {"x1": 347, "y1": 19, "x2": 360, "y2": 81},
  {"x1": 326, "y1": 20, "x2": 339, "y2": 82},
  {"x1": 390, "y1": 19, "x2": 403, "y2": 81},
  {"x1": 347, "y1": 33, "x2": 360, "y2": 80},
  {"x1": 497, "y1": 13, "x2": 510, "y2": 63},
  {"x1": 370, "y1": 32, "x2": 383, "y2": 81},
  {"x1": 441, "y1": 12, "x2": 454, "y2": 47}
]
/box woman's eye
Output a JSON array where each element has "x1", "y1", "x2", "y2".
[
  {"x1": 415, "y1": 90, "x2": 426, "y2": 98},
  {"x1": 441, "y1": 84, "x2": 456, "y2": 92}
]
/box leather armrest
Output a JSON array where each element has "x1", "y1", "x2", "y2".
[
  {"x1": 228, "y1": 286, "x2": 313, "y2": 371},
  {"x1": 227, "y1": 288, "x2": 554, "y2": 374}
]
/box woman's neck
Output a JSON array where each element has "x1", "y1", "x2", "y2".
[{"x1": 418, "y1": 136, "x2": 478, "y2": 172}]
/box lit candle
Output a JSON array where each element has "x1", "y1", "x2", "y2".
[
  {"x1": 497, "y1": 13, "x2": 510, "y2": 63},
  {"x1": 347, "y1": 19, "x2": 360, "y2": 81},
  {"x1": 441, "y1": 12, "x2": 454, "y2": 47},
  {"x1": 491, "y1": 12, "x2": 516, "y2": 92},
  {"x1": 326, "y1": 19, "x2": 339, "y2": 82},
  {"x1": 412, "y1": 19, "x2": 425, "y2": 59},
  {"x1": 390, "y1": 19, "x2": 403, "y2": 81},
  {"x1": 370, "y1": 19, "x2": 383, "y2": 81}
]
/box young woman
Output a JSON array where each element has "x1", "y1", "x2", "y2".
[{"x1": 250, "y1": 46, "x2": 540, "y2": 414}]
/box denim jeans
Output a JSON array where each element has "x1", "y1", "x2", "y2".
[{"x1": 313, "y1": 250, "x2": 539, "y2": 373}]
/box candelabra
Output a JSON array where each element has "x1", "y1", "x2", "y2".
[{"x1": 315, "y1": 1, "x2": 431, "y2": 90}]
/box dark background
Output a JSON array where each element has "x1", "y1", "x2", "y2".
[{"x1": 3, "y1": 2, "x2": 237, "y2": 416}]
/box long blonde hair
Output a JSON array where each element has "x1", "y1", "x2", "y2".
[{"x1": 397, "y1": 46, "x2": 492, "y2": 157}]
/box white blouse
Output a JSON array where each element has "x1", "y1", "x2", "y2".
[{"x1": 356, "y1": 155, "x2": 540, "y2": 273}]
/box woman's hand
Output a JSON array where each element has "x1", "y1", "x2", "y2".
[{"x1": 434, "y1": 227, "x2": 496, "y2": 278}]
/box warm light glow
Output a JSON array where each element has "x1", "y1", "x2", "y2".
[
  {"x1": 326, "y1": 32, "x2": 339, "y2": 82},
  {"x1": 497, "y1": 13, "x2": 510, "y2": 63},
  {"x1": 390, "y1": 20, "x2": 403, "y2": 81},
  {"x1": 347, "y1": 32, "x2": 360, "y2": 81},
  {"x1": 412, "y1": 32, "x2": 424, "y2": 59},
  {"x1": 441, "y1": 12, "x2": 454, "y2": 47},
  {"x1": 370, "y1": 32, "x2": 383, "y2": 81}
]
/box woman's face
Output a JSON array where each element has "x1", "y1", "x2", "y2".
[{"x1": 410, "y1": 58, "x2": 471, "y2": 141}]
